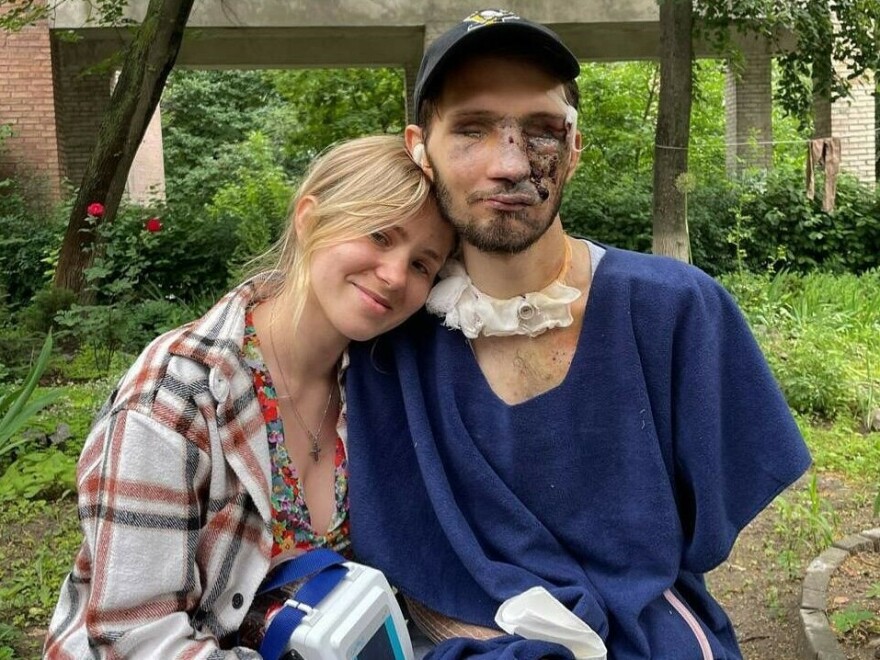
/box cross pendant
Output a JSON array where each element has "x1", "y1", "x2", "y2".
[{"x1": 309, "y1": 434, "x2": 322, "y2": 463}]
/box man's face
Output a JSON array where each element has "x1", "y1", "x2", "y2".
[{"x1": 416, "y1": 55, "x2": 580, "y2": 255}]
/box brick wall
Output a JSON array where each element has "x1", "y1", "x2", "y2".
[{"x1": 0, "y1": 12, "x2": 62, "y2": 200}]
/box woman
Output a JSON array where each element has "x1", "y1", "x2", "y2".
[{"x1": 44, "y1": 135, "x2": 455, "y2": 658}]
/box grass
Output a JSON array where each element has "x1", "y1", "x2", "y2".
[{"x1": 0, "y1": 498, "x2": 81, "y2": 657}]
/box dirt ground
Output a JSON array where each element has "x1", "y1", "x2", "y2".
[{"x1": 709, "y1": 472, "x2": 879, "y2": 660}]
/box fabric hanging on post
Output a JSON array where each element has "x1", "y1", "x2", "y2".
[{"x1": 806, "y1": 137, "x2": 841, "y2": 212}]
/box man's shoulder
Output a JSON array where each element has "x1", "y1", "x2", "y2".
[{"x1": 597, "y1": 245, "x2": 721, "y2": 299}]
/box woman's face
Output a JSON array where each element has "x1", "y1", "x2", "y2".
[{"x1": 308, "y1": 197, "x2": 455, "y2": 342}]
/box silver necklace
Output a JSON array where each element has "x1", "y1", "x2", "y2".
[{"x1": 268, "y1": 323, "x2": 335, "y2": 463}]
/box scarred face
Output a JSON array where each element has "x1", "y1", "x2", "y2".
[{"x1": 409, "y1": 55, "x2": 581, "y2": 255}]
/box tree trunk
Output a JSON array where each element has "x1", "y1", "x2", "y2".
[
  {"x1": 652, "y1": 0, "x2": 694, "y2": 262},
  {"x1": 53, "y1": 0, "x2": 195, "y2": 295}
]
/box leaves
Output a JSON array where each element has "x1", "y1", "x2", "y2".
[
  {"x1": 0, "y1": 333, "x2": 60, "y2": 457},
  {"x1": 695, "y1": 0, "x2": 880, "y2": 127},
  {"x1": 830, "y1": 606, "x2": 875, "y2": 634},
  {"x1": 265, "y1": 68, "x2": 405, "y2": 174}
]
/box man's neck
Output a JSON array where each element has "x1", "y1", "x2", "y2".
[{"x1": 461, "y1": 219, "x2": 569, "y2": 299}]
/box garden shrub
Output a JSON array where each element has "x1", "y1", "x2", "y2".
[
  {"x1": 0, "y1": 178, "x2": 65, "y2": 310},
  {"x1": 18, "y1": 287, "x2": 77, "y2": 334},
  {"x1": 76, "y1": 198, "x2": 236, "y2": 306},
  {"x1": 206, "y1": 131, "x2": 291, "y2": 279},
  {"x1": 0, "y1": 448, "x2": 76, "y2": 502},
  {"x1": 728, "y1": 269, "x2": 879, "y2": 422},
  {"x1": 736, "y1": 167, "x2": 880, "y2": 274},
  {"x1": 764, "y1": 322, "x2": 854, "y2": 420},
  {"x1": 561, "y1": 173, "x2": 653, "y2": 253}
]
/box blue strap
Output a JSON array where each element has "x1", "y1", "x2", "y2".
[
  {"x1": 258, "y1": 549, "x2": 349, "y2": 660},
  {"x1": 258, "y1": 547, "x2": 347, "y2": 594}
]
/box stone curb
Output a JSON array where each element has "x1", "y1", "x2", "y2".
[{"x1": 798, "y1": 528, "x2": 880, "y2": 660}]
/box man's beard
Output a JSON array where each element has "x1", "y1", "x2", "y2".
[{"x1": 432, "y1": 167, "x2": 563, "y2": 255}]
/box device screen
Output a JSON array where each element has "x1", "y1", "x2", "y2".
[{"x1": 356, "y1": 616, "x2": 405, "y2": 660}]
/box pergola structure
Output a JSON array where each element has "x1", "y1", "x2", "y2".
[{"x1": 0, "y1": 0, "x2": 874, "y2": 203}]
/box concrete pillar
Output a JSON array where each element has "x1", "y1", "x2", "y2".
[
  {"x1": 51, "y1": 43, "x2": 168, "y2": 203},
  {"x1": 0, "y1": 14, "x2": 62, "y2": 201},
  {"x1": 725, "y1": 51, "x2": 773, "y2": 176}
]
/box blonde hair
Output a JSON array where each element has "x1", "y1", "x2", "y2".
[{"x1": 257, "y1": 134, "x2": 435, "y2": 333}]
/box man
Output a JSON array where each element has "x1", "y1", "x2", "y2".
[{"x1": 345, "y1": 9, "x2": 811, "y2": 660}]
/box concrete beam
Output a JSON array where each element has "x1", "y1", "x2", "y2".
[{"x1": 50, "y1": 0, "x2": 660, "y2": 31}]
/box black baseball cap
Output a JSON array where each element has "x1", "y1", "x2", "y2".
[{"x1": 412, "y1": 9, "x2": 580, "y2": 116}]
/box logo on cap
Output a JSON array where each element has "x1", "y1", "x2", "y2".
[{"x1": 463, "y1": 9, "x2": 521, "y2": 31}]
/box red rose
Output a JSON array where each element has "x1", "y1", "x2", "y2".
[
  {"x1": 144, "y1": 217, "x2": 163, "y2": 233},
  {"x1": 87, "y1": 202, "x2": 105, "y2": 217}
]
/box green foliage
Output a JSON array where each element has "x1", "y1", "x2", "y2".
[
  {"x1": 0, "y1": 622, "x2": 16, "y2": 660},
  {"x1": 81, "y1": 203, "x2": 166, "y2": 304},
  {"x1": 830, "y1": 607, "x2": 876, "y2": 635},
  {"x1": 737, "y1": 169, "x2": 880, "y2": 274},
  {"x1": 163, "y1": 70, "x2": 283, "y2": 210},
  {"x1": 773, "y1": 474, "x2": 837, "y2": 579},
  {"x1": 0, "y1": 0, "x2": 51, "y2": 30},
  {"x1": 727, "y1": 269, "x2": 880, "y2": 421},
  {"x1": 765, "y1": 322, "x2": 853, "y2": 420},
  {"x1": 800, "y1": 418, "x2": 880, "y2": 481},
  {"x1": 561, "y1": 173, "x2": 653, "y2": 252},
  {"x1": 206, "y1": 132, "x2": 291, "y2": 273},
  {"x1": 54, "y1": 304, "x2": 132, "y2": 374},
  {"x1": 73, "y1": 198, "x2": 234, "y2": 305},
  {"x1": 0, "y1": 178, "x2": 65, "y2": 310},
  {"x1": 55, "y1": 295, "x2": 201, "y2": 376},
  {"x1": 0, "y1": 448, "x2": 76, "y2": 502},
  {"x1": 576, "y1": 62, "x2": 660, "y2": 183},
  {"x1": 0, "y1": 499, "x2": 82, "y2": 644},
  {"x1": 0, "y1": 334, "x2": 61, "y2": 459},
  {"x1": 18, "y1": 377, "x2": 118, "y2": 457},
  {"x1": 695, "y1": 0, "x2": 880, "y2": 128},
  {"x1": 266, "y1": 67, "x2": 405, "y2": 174},
  {"x1": 18, "y1": 287, "x2": 77, "y2": 334}
]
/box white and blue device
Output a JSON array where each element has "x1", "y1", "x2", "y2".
[{"x1": 257, "y1": 549, "x2": 414, "y2": 660}]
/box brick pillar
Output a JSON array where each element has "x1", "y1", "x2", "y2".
[
  {"x1": 124, "y1": 101, "x2": 166, "y2": 203},
  {"x1": 831, "y1": 71, "x2": 875, "y2": 184},
  {"x1": 50, "y1": 37, "x2": 112, "y2": 190},
  {"x1": 0, "y1": 15, "x2": 62, "y2": 201},
  {"x1": 813, "y1": 70, "x2": 876, "y2": 185},
  {"x1": 109, "y1": 66, "x2": 166, "y2": 205},
  {"x1": 725, "y1": 51, "x2": 773, "y2": 176}
]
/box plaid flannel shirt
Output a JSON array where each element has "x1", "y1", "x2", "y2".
[{"x1": 45, "y1": 277, "x2": 333, "y2": 659}]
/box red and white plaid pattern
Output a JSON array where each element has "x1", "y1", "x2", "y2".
[{"x1": 46, "y1": 279, "x2": 292, "y2": 659}]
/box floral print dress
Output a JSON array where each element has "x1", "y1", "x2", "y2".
[
  {"x1": 237, "y1": 309, "x2": 352, "y2": 649},
  {"x1": 242, "y1": 309, "x2": 351, "y2": 559}
]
